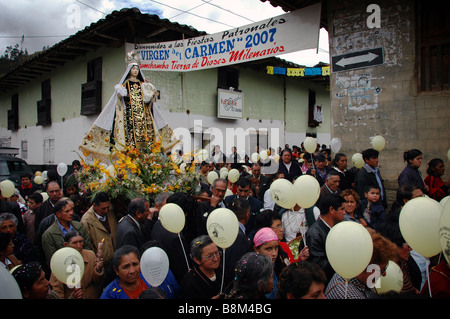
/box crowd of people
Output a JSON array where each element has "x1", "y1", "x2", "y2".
[{"x1": 1, "y1": 144, "x2": 450, "y2": 300}]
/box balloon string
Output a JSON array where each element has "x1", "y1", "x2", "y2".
[
  {"x1": 178, "y1": 233, "x2": 191, "y2": 272},
  {"x1": 301, "y1": 228, "x2": 306, "y2": 247},
  {"x1": 220, "y1": 249, "x2": 226, "y2": 294},
  {"x1": 426, "y1": 257, "x2": 432, "y2": 298},
  {"x1": 344, "y1": 280, "x2": 348, "y2": 299}
]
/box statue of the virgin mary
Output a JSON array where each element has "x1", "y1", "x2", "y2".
[{"x1": 79, "y1": 51, "x2": 179, "y2": 160}]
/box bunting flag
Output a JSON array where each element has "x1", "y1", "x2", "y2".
[{"x1": 267, "y1": 65, "x2": 330, "y2": 77}]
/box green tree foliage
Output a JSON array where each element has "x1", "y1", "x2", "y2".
[{"x1": 0, "y1": 43, "x2": 29, "y2": 76}]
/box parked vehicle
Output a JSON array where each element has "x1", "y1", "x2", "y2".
[{"x1": 0, "y1": 155, "x2": 34, "y2": 187}]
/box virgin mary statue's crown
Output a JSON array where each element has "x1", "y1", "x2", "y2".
[{"x1": 125, "y1": 50, "x2": 142, "y2": 66}]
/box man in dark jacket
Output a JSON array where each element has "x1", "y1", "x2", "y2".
[
  {"x1": 224, "y1": 177, "x2": 263, "y2": 237},
  {"x1": 151, "y1": 193, "x2": 193, "y2": 284},
  {"x1": 245, "y1": 163, "x2": 270, "y2": 202},
  {"x1": 354, "y1": 148, "x2": 388, "y2": 208},
  {"x1": 34, "y1": 180, "x2": 63, "y2": 232},
  {"x1": 222, "y1": 197, "x2": 252, "y2": 287},
  {"x1": 197, "y1": 178, "x2": 228, "y2": 236},
  {"x1": 116, "y1": 197, "x2": 149, "y2": 250},
  {"x1": 299, "y1": 193, "x2": 346, "y2": 283}
]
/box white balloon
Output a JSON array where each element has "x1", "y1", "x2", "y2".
[
  {"x1": 304, "y1": 136, "x2": 317, "y2": 153},
  {"x1": 219, "y1": 167, "x2": 228, "y2": 179},
  {"x1": 57, "y1": 162, "x2": 68, "y2": 176},
  {"x1": 399, "y1": 197, "x2": 442, "y2": 257},
  {"x1": 259, "y1": 150, "x2": 268, "y2": 161},
  {"x1": 273, "y1": 154, "x2": 280, "y2": 163},
  {"x1": 225, "y1": 189, "x2": 234, "y2": 197},
  {"x1": 270, "y1": 178, "x2": 297, "y2": 209},
  {"x1": 293, "y1": 174, "x2": 321, "y2": 208},
  {"x1": 251, "y1": 152, "x2": 260, "y2": 163},
  {"x1": 352, "y1": 153, "x2": 365, "y2": 169},
  {"x1": 375, "y1": 260, "x2": 403, "y2": 294},
  {"x1": 326, "y1": 221, "x2": 373, "y2": 279},
  {"x1": 440, "y1": 196, "x2": 450, "y2": 207},
  {"x1": 140, "y1": 247, "x2": 170, "y2": 287},
  {"x1": 159, "y1": 203, "x2": 185, "y2": 233},
  {"x1": 371, "y1": 135, "x2": 386, "y2": 151},
  {"x1": 207, "y1": 171, "x2": 219, "y2": 185},
  {"x1": 34, "y1": 175, "x2": 44, "y2": 185},
  {"x1": 228, "y1": 169, "x2": 240, "y2": 183},
  {"x1": 0, "y1": 266, "x2": 22, "y2": 299},
  {"x1": 197, "y1": 149, "x2": 209, "y2": 162},
  {"x1": 41, "y1": 192, "x2": 49, "y2": 202},
  {"x1": 0, "y1": 180, "x2": 15, "y2": 198},
  {"x1": 439, "y1": 199, "x2": 450, "y2": 264},
  {"x1": 207, "y1": 208, "x2": 239, "y2": 249},
  {"x1": 330, "y1": 138, "x2": 342, "y2": 153},
  {"x1": 50, "y1": 247, "x2": 85, "y2": 288}
]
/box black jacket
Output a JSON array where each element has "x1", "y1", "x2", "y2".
[
  {"x1": 151, "y1": 220, "x2": 191, "y2": 284},
  {"x1": 224, "y1": 195, "x2": 263, "y2": 236},
  {"x1": 355, "y1": 164, "x2": 388, "y2": 208},
  {"x1": 298, "y1": 218, "x2": 334, "y2": 282},
  {"x1": 277, "y1": 161, "x2": 302, "y2": 182},
  {"x1": 222, "y1": 228, "x2": 252, "y2": 286},
  {"x1": 116, "y1": 214, "x2": 146, "y2": 250},
  {"x1": 197, "y1": 200, "x2": 228, "y2": 237},
  {"x1": 178, "y1": 263, "x2": 223, "y2": 299},
  {"x1": 34, "y1": 199, "x2": 56, "y2": 232}
]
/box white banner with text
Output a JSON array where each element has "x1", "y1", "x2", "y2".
[{"x1": 125, "y1": 3, "x2": 321, "y2": 72}]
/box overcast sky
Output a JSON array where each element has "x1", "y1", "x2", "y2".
[{"x1": 0, "y1": 0, "x2": 329, "y2": 66}]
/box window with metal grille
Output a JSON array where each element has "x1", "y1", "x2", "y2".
[
  {"x1": 21, "y1": 140, "x2": 28, "y2": 160},
  {"x1": 43, "y1": 138, "x2": 55, "y2": 164},
  {"x1": 37, "y1": 79, "x2": 51, "y2": 126},
  {"x1": 81, "y1": 57, "x2": 102, "y2": 115},
  {"x1": 8, "y1": 93, "x2": 19, "y2": 131}
]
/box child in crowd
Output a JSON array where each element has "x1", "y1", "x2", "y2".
[{"x1": 358, "y1": 185, "x2": 385, "y2": 231}]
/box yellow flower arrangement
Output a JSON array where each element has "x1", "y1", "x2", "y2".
[{"x1": 75, "y1": 137, "x2": 201, "y2": 201}]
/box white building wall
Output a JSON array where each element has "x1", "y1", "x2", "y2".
[{"x1": 0, "y1": 45, "x2": 330, "y2": 167}]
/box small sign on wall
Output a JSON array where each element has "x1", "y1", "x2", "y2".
[
  {"x1": 217, "y1": 89, "x2": 244, "y2": 119},
  {"x1": 332, "y1": 47, "x2": 384, "y2": 72}
]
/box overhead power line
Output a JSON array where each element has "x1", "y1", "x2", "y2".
[
  {"x1": 168, "y1": 0, "x2": 211, "y2": 20},
  {"x1": 202, "y1": 0, "x2": 255, "y2": 23},
  {"x1": 150, "y1": 0, "x2": 235, "y2": 28},
  {"x1": 0, "y1": 35, "x2": 71, "y2": 39},
  {"x1": 75, "y1": 0, "x2": 107, "y2": 15}
]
